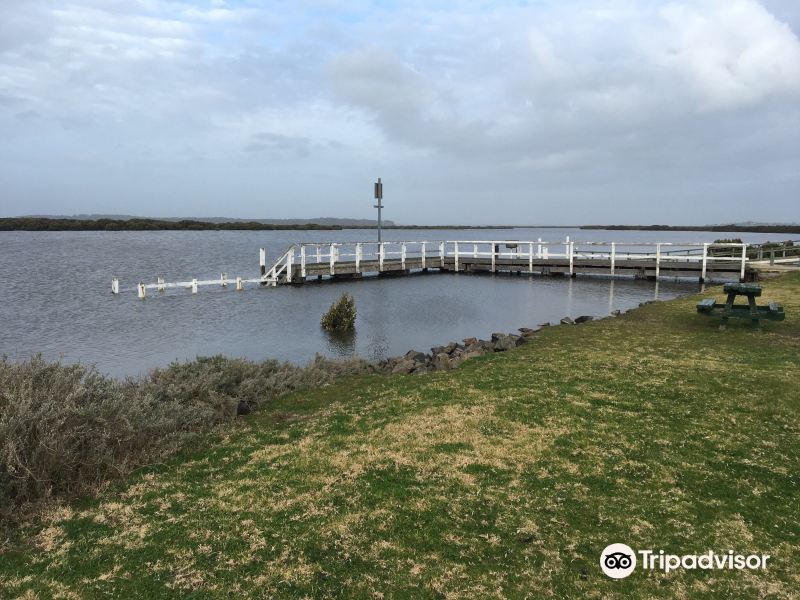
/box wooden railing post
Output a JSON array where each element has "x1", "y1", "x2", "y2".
[
  {"x1": 537, "y1": 237, "x2": 542, "y2": 258},
  {"x1": 316, "y1": 245, "x2": 321, "y2": 264},
  {"x1": 379, "y1": 242, "x2": 385, "y2": 272},
  {"x1": 439, "y1": 242, "x2": 445, "y2": 267},
  {"x1": 611, "y1": 242, "x2": 616, "y2": 276},
  {"x1": 421, "y1": 242, "x2": 426, "y2": 269},
  {"x1": 329, "y1": 243, "x2": 335, "y2": 276},
  {"x1": 701, "y1": 243, "x2": 708, "y2": 282},
  {"x1": 569, "y1": 241, "x2": 574, "y2": 276},
  {"x1": 259, "y1": 248, "x2": 266, "y2": 276},
  {"x1": 655, "y1": 243, "x2": 661, "y2": 278},
  {"x1": 491, "y1": 242, "x2": 496, "y2": 272},
  {"x1": 356, "y1": 243, "x2": 362, "y2": 271},
  {"x1": 286, "y1": 248, "x2": 294, "y2": 283},
  {"x1": 401, "y1": 242, "x2": 406, "y2": 270},
  {"x1": 454, "y1": 241, "x2": 459, "y2": 272},
  {"x1": 740, "y1": 244, "x2": 747, "y2": 281},
  {"x1": 473, "y1": 243, "x2": 478, "y2": 258},
  {"x1": 529, "y1": 242, "x2": 533, "y2": 272},
  {"x1": 300, "y1": 246, "x2": 306, "y2": 278}
]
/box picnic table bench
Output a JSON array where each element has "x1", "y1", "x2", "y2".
[{"x1": 697, "y1": 283, "x2": 784, "y2": 330}]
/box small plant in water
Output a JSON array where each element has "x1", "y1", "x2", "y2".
[{"x1": 321, "y1": 293, "x2": 356, "y2": 332}]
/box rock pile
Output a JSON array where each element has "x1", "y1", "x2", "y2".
[{"x1": 376, "y1": 312, "x2": 608, "y2": 375}]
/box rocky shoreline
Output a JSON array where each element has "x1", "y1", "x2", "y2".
[{"x1": 373, "y1": 302, "x2": 655, "y2": 375}]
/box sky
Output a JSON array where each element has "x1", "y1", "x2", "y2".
[{"x1": 0, "y1": 0, "x2": 799, "y2": 225}]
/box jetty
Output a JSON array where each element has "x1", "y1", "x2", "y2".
[{"x1": 110, "y1": 238, "x2": 800, "y2": 297}]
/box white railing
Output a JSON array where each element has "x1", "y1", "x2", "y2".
[{"x1": 119, "y1": 238, "x2": 751, "y2": 297}]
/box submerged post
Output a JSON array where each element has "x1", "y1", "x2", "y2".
[
  {"x1": 221, "y1": 272, "x2": 227, "y2": 287},
  {"x1": 111, "y1": 277, "x2": 120, "y2": 295},
  {"x1": 236, "y1": 276, "x2": 243, "y2": 291},
  {"x1": 191, "y1": 278, "x2": 198, "y2": 294},
  {"x1": 157, "y1": 277, "x2": 165, "y2": 292},
  {"x1": 137, "y1": 282, "x2": 146, "y2": 299}
]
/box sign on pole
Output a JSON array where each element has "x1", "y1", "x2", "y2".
[{"x1": 373, "y1": 177, "x2": 384, "y2": 243}]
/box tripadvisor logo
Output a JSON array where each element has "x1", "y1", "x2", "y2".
[{"x1": 600, "y1": 543, "x2": 770, "y2": 579}]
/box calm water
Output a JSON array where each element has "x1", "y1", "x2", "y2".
[{"x1": 0, "y1": 228, "x2": 793, "y2": 378}]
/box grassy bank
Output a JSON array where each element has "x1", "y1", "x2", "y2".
[{"x1": 2, "y1": 274, "x2": 799, "y2": 598}]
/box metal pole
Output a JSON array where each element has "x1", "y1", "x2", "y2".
[{"x1": 373, "y1": 177, "x2": 383, "y2": 244}]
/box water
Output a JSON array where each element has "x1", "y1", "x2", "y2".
[{"x1": 0, "y1": 228, "x2": 793, "y2": 378}]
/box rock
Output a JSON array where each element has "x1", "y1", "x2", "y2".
[
  {"x1": 462, "y1": 337, "x2": 478, "y2": 346},
  {"x1": 560, "y1": 317, "x2": 575, "y2": 325},
  {"x1": 492, "y1": 334, "x2": 517, "y2": 352},
  {"x1": 611, "y1": 309, "x2": 621, "y2": 316},
  {"x1": 430, "y1": 345, "x2": 446, "y2": 356},
  {"x1": 391, "y1": 359, "x2": 415, "y2": 374},
  {"x1": 518, "y1": 327, "x2": 536, "y2": 335},
  {"x1": 490, "y1": 332, "x2": 506, "y2": 342},
  {"x1": 405, "y1": 350, "x2": 428, "y2": 363},
  {"x1": 432, "y1": 352, "x2": 452, "y2": 370},
  {"x1": 574, "y1": 315, "x2": 594, "y2": 324},
  {"x1": 538, "y1": 322, "x2": 551, "y2": 327},
  {"x1": 444, "y1": 341, "x2": 460, "y2": 354},
  {"x1": 462, "y1": 350, "x2": 484, "y2": 361}
]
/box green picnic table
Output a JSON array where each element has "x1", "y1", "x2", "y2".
[{"x1": 697, "y1": 283, "x2": 784, "y2": 330}]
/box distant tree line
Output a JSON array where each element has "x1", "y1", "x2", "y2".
[
  {"x1": 0, "y1": 218, "x2": 343, "y2": 231},
  {"x1": 582, "y1": 224, "x2": 800, "y2": 234}
]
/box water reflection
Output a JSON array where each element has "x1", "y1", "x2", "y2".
[{"x1": 323, "y1": 328, "x2": 357, "y2": 355}]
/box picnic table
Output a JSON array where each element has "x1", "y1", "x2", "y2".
[{"x1": 697, "y1": 283, "x2": 784, "y2": 330}]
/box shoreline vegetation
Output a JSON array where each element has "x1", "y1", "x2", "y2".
[
  {"x1": 1, "y1": 217, "x2": 798, "y2": 233},
  {"x1": 1, "y1": 273, "x2": 798, "y2": 597}
]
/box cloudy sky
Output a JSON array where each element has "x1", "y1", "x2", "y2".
[{"x1": 1, "y1": 0, "x2": 798, "y2": 224}]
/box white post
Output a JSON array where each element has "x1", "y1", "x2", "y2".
[
  {"x1": 655, "y1": 244, "x2": 661, "y2": 278},
  {"x1": 137, "y1": 282, "x2": 146, "y2": 299},
  {"x1": 740, "y1": 243, "x2": 747, "y2": 281},
  {"x1": 473, "y1": 243, "x2": 478, "y2": 258},
  {"x1": 439, "y1": 241, "x2": 445, "y2": 267},
  {"x1": 454, "y1": 241, "x2": 459, "y2": 272},
  {"x1": 611, "y1": 242, "x2": 616, "y2": 276},
  {"x1": 287, "y1": 247, "x2": 294, "y2": 283},
  {"x1": 191, "y1": 278, "x2": 198, "y2": 294},
  {"x1": 421, "y1": 242, "x2": 426, "y2": 269},
  {"x1": 537, "y1": 238, "x2": 542, "y2": 259},
  {"x1": 259, "y1": 248, "x2": 266, "y2": 275},
  {"x1": 379, "y1": 242, "x2": 385, "y2": 272},
  {"x1": 401, "y1": 242, "x2": 406, "y2": 270},
  {"x1": 111, "y1": 277, "x2": 120, "y2": 295},
  {"x1": 529, "y1": 242, "x2": 533, "y2": 272},
  {"x1": 221, "y1": 272, "x2": 227, "y2": 287},
  {"x1": 491, "y1": 242, "x2": 496, "y2": 272},
  {"x1": 316, "y1": 246, "x2": 321, "y2": 264},
  {"x1": 356, "y1": 243, "x2": 362, "y2": 272},
  {"x1": 701, "y1": 243, "x2": 708, "y2": 282},
  {"x1": 569, "y1": 242, "x2": 574, "y2": 276},
  {"x1": 300, "y1": 246, "x2": 306, "y2": 278},
  {"x1": 543, "y1": 246, "x2": 549, "y2": 259},
  {"x1": 157, "y1": 277, "x2": 165, "y2": 292},
  {"x1": 236, "y1": 276, "x2": 243, "y2": 291}
]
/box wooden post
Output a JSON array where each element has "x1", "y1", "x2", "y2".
[
  {"x1": 287, "y1": 248, "x2": 294, "y2": 283},
  {"x1": 421, "y1": 242, "x2": 426, "y2": 269},
  {"x1": 236, "y1": 277, "x2": 243, "y2": 291},
  {"x1": 300, "y1": 246, "x2": 306, "y2": 278},
  {"x1": 439, "y1": 242, "x2": 445, "y2": 267},
  {"x1": 529, "y1": 242, "x2": 533, "y2": 272},
  {"x1": 137, "y1": 282, "x2": 146, "y2": 299},
  {"x1": 473, "y1": 243, "x2": 478, "y2": 258},
  {"x1": 537, "y1": 238, "x2": 542, "y2": 259},
  {"x1": 111, "y1": 277, "x2": 120, "y2": 294},
  {"x1": 191, "y1": 278, "x2": 198, "y2": 294},
  {"x1": 221, "y1": 272, "x2": 227, "y2": 287},
  {"x1": 611, "y1": 242, "x2": 616, "y2": 276},
  {"x1": 491, "y1": 242, "x2": 496, "y2": 272},
  {"x1": 454, "y1": 241, "x2": 459, "y2": 272},
  {"x1": 157, "y1": 277, "x2": 165, "y2": 292},
  {"x1": 569, "y1": 241, "x2": 574, "y2": 276},
  {"x1": 401, "y1": 242, "x2": 406, "y2": 270},
  {"x1": 356, "y1": 243, "x2": 362, "y2": 272},
  {"x1": 316, "y1": 246, "x2": 321, "y2": 264},
  {"x1": 379, "y1": 242, "x2": 385, "y2": 272},
  {"x1": 655, "y1": 244, "x2": 661, "y2": 278},
  {"x1": 329, "y1": 243, "x2": 335, "y2": 276},
  {"x1": 701, "y1": 243, "x2": 708, "y2": 283},
  {"x1": 740, "y1": 243, "x2": 747, "y2": 281},
  {"x1": 259, "y1": 248, "x2": 266, "y2": 276}
]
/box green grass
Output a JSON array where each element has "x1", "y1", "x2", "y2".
[{"x1": 2, "y1": 274, "x2": 799, "y2": 598}]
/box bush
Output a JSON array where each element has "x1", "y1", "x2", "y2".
[
  {"x1": 320, "y1": 293, "x2": 356, "y2": 332},
  {"x1": 0, "y1": 354, "x2": 375, "y2": 520}
]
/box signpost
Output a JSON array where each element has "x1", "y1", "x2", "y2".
[{"x1": 373, "y1": 177, "x2": 383, "y2": 243}]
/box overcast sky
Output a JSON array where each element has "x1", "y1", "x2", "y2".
[{"x1": 1, "y1": 0, "x2": 798, "y2": 224}]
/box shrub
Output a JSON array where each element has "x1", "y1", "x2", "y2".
[
  {"x1": 0, "y1": 353, "x2": 376, "y2": 520},
  {"x1": 320, "y1": 293, "x2": 356, "y2": 332}
]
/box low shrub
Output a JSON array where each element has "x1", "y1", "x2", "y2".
[
  {"x1": 321, "y1": 293, "x2": 356, "y2": 331},
  {"x1": 0, "y1": 353, "x2": 375, "y2": 520}
]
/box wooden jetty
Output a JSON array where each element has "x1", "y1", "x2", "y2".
[
  {"x1": 260, "y1": 239, "x2": 754, "y2": 286},
  {"x1": 113, "y1": 238, "x2": 797, "y2": 296}
]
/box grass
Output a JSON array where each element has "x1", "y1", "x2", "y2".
[{"x1": 2, "y1": 273, "x2": 799, "y2": 598}]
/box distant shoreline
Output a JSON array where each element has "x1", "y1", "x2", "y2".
[{"x1": 1, "y1": 217, "x2": 798, "y2": 234}]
